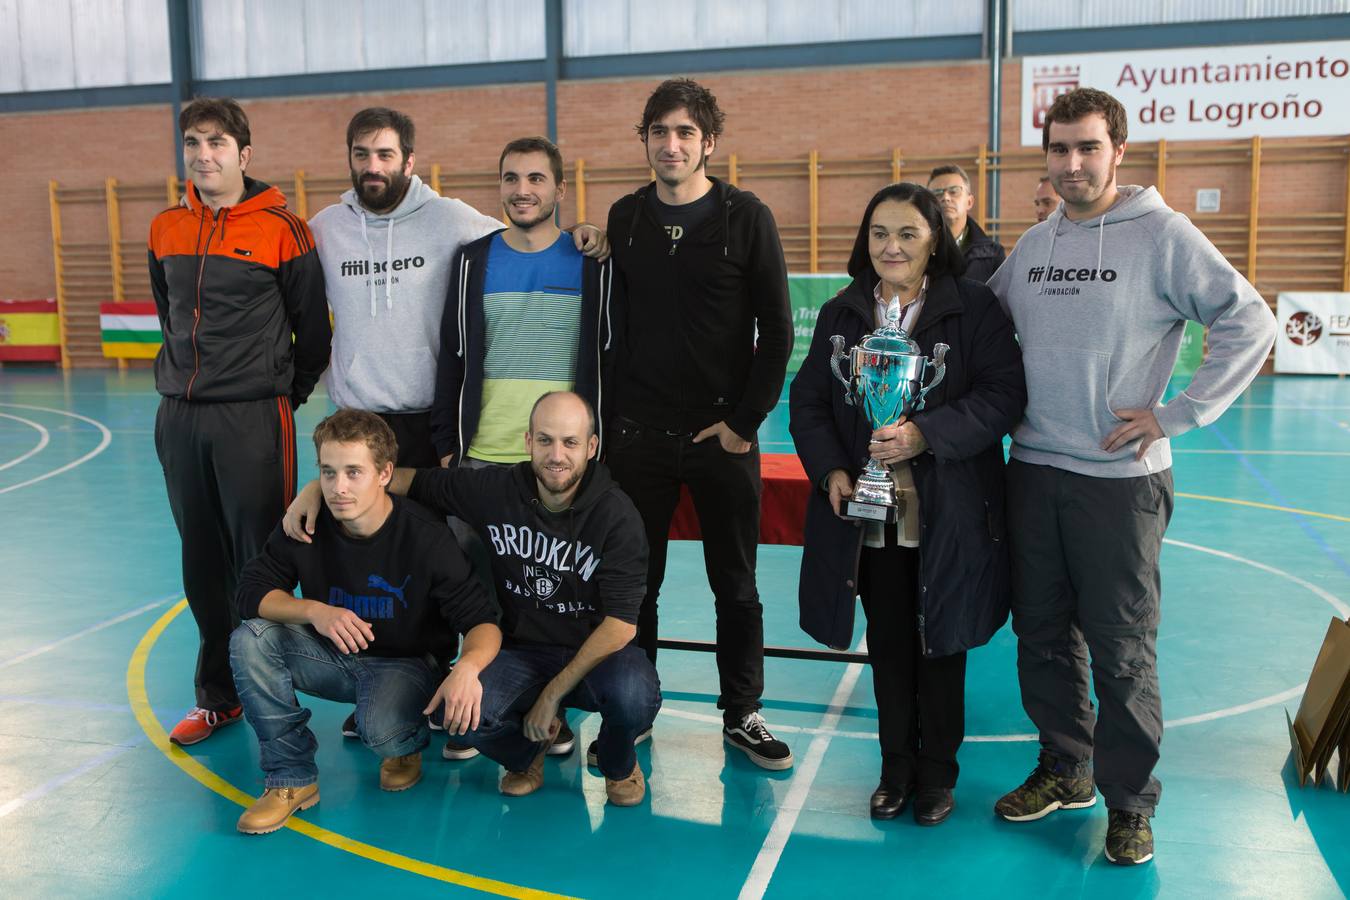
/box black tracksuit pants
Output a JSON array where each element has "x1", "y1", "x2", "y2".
[
  {"x1": 155, "y1": 395, "x2": 297, "y2": 712},
  {"x1": 858, "y1": 543, "x2": 967, "y2": 791},
  {"x1": 605, "y1": 416, "x2": 764, "y2": 721},
  {"x1": 377, "y1": 410, "x2": 440, "y2": 469},
  {"x1": 1006, "y1": 459, "x2": 1174, "y2": 816}
]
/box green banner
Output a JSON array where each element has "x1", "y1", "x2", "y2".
[
  {"x1": 788, "y1": 274, "x2": 851, "y2": 376},
  {"x1": 1173, "y1": 320, "x2": 1206, "y2": 378}
]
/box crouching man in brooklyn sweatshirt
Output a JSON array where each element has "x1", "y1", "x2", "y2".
[
  {"x1": 230, "y1": 409, "x2": 502, "y2": 834},
  {"x1": 986, "y1": 87, "x2": 1276, "y2": 866},
  {"x1": 285, "y1": 391, "x2": 660, "y2": 807}
]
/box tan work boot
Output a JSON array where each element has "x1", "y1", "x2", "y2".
[
  {"x1": 500, "y1": 748, "x2": 547, "y2": 797},
  {"x1": 605, "y1": 761, "x2": 646, "y2": 807},
  {"x1": 237, "y1": 783, "x2": 319, "y2": 834},
  {"x1": 379, "y1": 753, "x2": 423, "y2": 792}
]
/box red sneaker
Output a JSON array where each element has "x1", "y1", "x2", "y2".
[{"x1": 169, "y1": 705, "x2": 244, "y2": 746}]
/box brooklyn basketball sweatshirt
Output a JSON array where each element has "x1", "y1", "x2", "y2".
[{"x1": 987, "y1": 184, "x2": 1276, "y2": 478}]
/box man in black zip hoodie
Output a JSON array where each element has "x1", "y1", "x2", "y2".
[
  {"x1": 149, "y1": 98, "x2": 331, "y2": 748},
  {"x1": 286, "y1": 392, "x2": 660, "y2": 805},
  {"x1": 231, "y1": 410, "x2": 501, "y2": 834},
  {"x1": 603, "y1": 78, "x2": 794, "y2": 770}
]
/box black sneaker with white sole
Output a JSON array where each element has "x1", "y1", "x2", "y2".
[
  {"x1": 341, "y1": 712, "x2": 359, "y2": 739},
  {"x1": 586, "y1": 727, "x2": 653, "y2": 768},
  {"x1": 724, "y1": 712, "x2": 793, "y2": 770}
]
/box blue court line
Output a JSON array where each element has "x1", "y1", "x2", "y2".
[
  {"x1": 0, "y1": 695, "x2": 132, "y2": 713},
  {"x1": 1204, "y1": 421, "x2": 1350, "y2": 581}
]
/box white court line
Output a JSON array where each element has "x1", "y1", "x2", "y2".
[
  {"x1": 0, "y1": 594, "x2": 179, "y2": 671},
  {"x1": 0, "y1": 404, "x2": 112, "y2": 495},
  {"x1": 0, "y1": 412, "x2": 51, "y2": 472},
  {"x1": 740, "y1": 637, "x2": 867, "y2": 900},
  {"x1": 677, "y1": 539, "x2": 1345, "y2": 753},
  {"x1": 0, "y1": 741, "x2": 141, "y2": 820},
  {"x1": 1172, "y1": 449, "x2": 1350, "y2": 457}
]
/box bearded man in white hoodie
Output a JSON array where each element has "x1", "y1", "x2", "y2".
[
  {"x1": 311, "y1": 107, "x2": 606, "y2": 467},
  {"x1": 986, "y1": 87, "x2": 1276, "y2": 867}
]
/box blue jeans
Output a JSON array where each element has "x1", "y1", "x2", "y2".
[
  {"x1": 229, "y1": 619, "x2": 438, "y2": 788},
  {"x1": 460, "y1": 642, "x2": 661, "y2": 780}
]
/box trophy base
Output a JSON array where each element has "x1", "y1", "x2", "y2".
[{"x1": 843, "y1": 499, "x2": 899, "y2": 524}]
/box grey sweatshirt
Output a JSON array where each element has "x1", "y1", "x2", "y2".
[
  {"x1": 988, "y1": 185, "x2": 1276, "y2": 478},
  {"x1": 310, "y1": 176, "x2": 502, "y2": 413}
]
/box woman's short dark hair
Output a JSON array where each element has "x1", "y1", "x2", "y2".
[{"x1": 847, "y1": 182, "x2": 966, "y2": 284}]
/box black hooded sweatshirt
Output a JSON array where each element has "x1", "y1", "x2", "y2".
[
  {"x1": 605, "y1": 177, "x2": 792, "y2": 442},
  {"x1": 408, "y1": 461, "x2": 647, "y2": 649}
]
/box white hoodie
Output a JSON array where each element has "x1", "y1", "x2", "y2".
[
  {"x1": 310, "y1": 175, "x2": 502, "y2": 413},
  {"x1": 988, "y1": 185, "x2": 1276, "y2": 478}
]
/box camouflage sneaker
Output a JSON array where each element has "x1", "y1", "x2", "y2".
[
  {"x1": 994, "y1": 760, "x2": 1096, "y2": 822},
  {"x1": 1104, "y1": 809, "x2": 1154, "y2": 865}
]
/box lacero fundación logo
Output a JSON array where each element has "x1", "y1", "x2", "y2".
[{"x1": 1285, "y1": 311, "x2": 1323, "y2": 346}]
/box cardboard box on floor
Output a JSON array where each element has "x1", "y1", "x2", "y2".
[{"x1": 1287, "y1": 617, "x2": 1350, "y2": 788}]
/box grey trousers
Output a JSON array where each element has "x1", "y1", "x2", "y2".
[{"x1": 1006, "y1": 458, "x2": 1174, "y2": 816}]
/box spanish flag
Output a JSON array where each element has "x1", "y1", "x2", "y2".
[
  {"x1": 100, "y1": 301, "x2": 162, "y2": 359},
  {"x1": 0, "y1": 299, "x2": 61, "y2": 362}
]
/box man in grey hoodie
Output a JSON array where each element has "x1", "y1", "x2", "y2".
[
  {"x1": 986, "y1": 88, "x2": 1276, "y2": 866},
  {"x1": 310, "y1": 108, "x2": 606, "y2": 468}
]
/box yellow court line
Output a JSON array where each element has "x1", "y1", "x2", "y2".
[
  {"x1": 126, "y1": 599, "x2": 577, "y2": 900},
  {"x1": 1176, "y1": 492, "x2": 1350, "y2": 524}
]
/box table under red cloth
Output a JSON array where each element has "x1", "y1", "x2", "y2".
[{"x1": 667, "y1": 452, "x2": 810, "y2": 546}]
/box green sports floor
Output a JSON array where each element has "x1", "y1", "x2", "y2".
[{"x1": 1, "y1": 369, "x2": 1348, "y2": 899}]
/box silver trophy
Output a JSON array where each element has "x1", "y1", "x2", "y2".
[{"x1": 829, "y1": 309, "x2": 948, "y2": 523}]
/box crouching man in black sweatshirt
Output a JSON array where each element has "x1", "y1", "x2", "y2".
[
  {"x1": 231, "y1": 409, "x2": 502, "y2": 834},
  {"x1": 285, "y1": 391, "x2": 660, "y2": 806}
]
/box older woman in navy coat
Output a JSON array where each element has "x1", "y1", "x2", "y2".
[{"x1": 789, "y1": 183, "x2": 1025, "y2": 825}]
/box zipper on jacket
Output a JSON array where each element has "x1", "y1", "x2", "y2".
[
  {"x1": 456, "y1": 256, "x2": 472, "y2": 461},
  {"x1": 185, "y1": 207, "x2": 223, "y2": 400},
  {"x1": 917, "y1": 611, "x2": 928, "y2": 656}
]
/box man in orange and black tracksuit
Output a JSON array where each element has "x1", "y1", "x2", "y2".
[{"x1": 149, "y1": 98, "x2": 331, "y2": 746}]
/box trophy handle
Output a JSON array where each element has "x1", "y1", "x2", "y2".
[
  {"x1": 829, "y1": 336, "x2": 856, "y2": 405},
  {"x1": 918, "y1": 343, "x2": 950, "y2": 405}
]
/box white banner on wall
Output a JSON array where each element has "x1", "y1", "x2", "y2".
[
  {"x1": 1274, "y1": 293, "x2": 1350, "y2": 374},
  {"x1": 1022, "y1": 40, "x2": 1350, "y2": 147}
]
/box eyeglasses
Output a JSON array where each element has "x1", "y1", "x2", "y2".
[{"x1": 930, "y1": 185, "x2": 967, "y2": 199}]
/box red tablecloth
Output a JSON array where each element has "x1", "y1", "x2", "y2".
[{"x1": 668, "y1": 452, "x2": 810, "y2": 546}]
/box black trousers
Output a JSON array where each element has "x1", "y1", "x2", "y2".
[
  {"x1": 858, "y1": 543, "x2": 967, "y2": 790},
  {"x1": 605, "y1": 416, "x2": 764, "y2": 720},
  {"x1": 1006, "y1": 459, "x2": 1173, "y2": 816},
  {"x1": 155, "y1": 395, "x2": 297, "y2": 712},
  {"x1": 377, "y1": 410, "x2": 440, "y2": 469}
]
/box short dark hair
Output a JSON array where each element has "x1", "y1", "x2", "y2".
[
  {"x1": 312, "y1": 409, "x2": 398, "y2": 471},
  {"x1": 927, "y1": 164, "x2": 971, "y2": 190},
  {"x1": 179, "y1": 97, "x2": 251, "y2": 150},
  {"x1": 528, "y1": 391, "x2": 597, "y2": 439},
  {"x1": 847, "y1": 183, "x2": 967, "y2": 284},
  {"x1": 1042, "y1": 87, "x2": 1128, "y2": 152},
  {"x1": 636, "y1": 78, "x2": 725, "y2": 141},
  {"x1": 347, "y1": 107, "x2": 415, "y2": 160},
  {"x1": 499, "y1": 136, "x2": 565, "y2": 185}
]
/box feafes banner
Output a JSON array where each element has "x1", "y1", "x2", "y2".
[
  {"x1": 1275, "y1": 293, "x2": 1350, "y2": 374},
  {"x1": 1022, "y1": 40, "x2": 1350, "y2": 146}
]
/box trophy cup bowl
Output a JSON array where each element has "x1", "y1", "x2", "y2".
[{"x1": 829, "y1": 326, "x2": 948, "y2": 523}]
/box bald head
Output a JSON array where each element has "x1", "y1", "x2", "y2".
[
  {"x1": 528, "y1": 391, "x2": 596, "y2": 438},
  {"x1": 526, "y1": 391, "x2": 598, "y2": 507}
]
